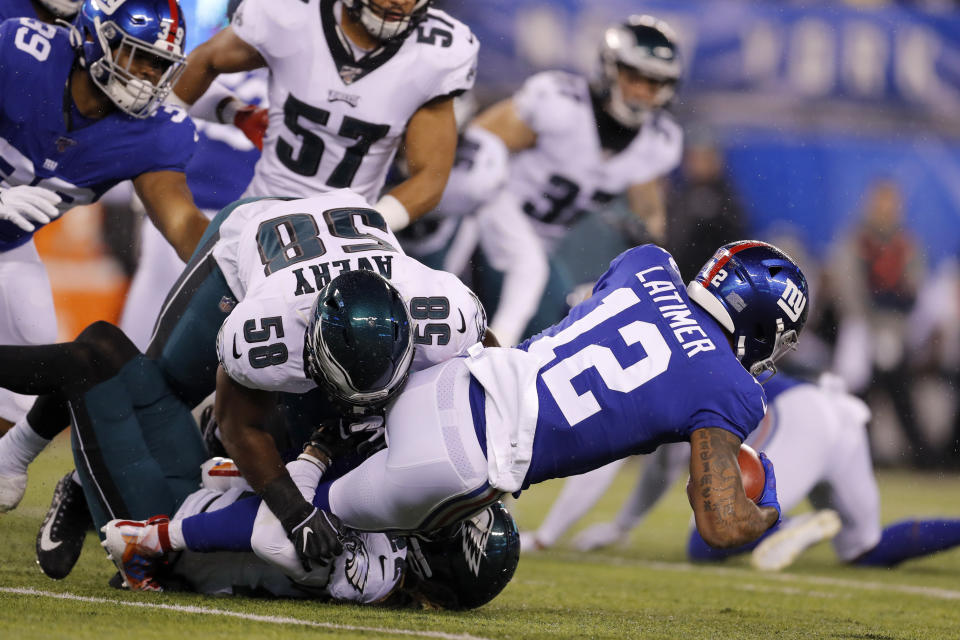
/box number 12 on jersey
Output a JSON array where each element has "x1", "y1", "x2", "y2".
[{"x1": 527, "y1": 286, "x2": 672, "y2": 427}]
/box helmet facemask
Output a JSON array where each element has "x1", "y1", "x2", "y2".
[
  {"x1": 343, "y1": 0, "x2": 430, "y2": 42},
  {"x1": 88, "y1": 17, "x2": 186, "y2": 118}
]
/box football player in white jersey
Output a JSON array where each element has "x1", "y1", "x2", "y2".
[
  {"x1": 1, "y1": 190, "x2": 487, "y2": 576},
  {"x1": 168, "y1": 0, "x2": 478, "y2": 231},
  {"x1": 462, "y1": 15, "x2": 683, "y2": 345}
]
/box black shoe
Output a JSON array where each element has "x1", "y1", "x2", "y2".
[
  {"x1": 36, "y1": 472, "x2": 92, "y2": 579},
  {"x1": 200, "y1": 404, "x2": 228, "y2": 458}
]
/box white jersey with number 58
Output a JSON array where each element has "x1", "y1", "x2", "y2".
[
  {"x1": 232, "y1": 0, "x2": 478, "y2": 202},
  {"x1": 213, "y1": 191, "x2": 485, "y2": 393}
]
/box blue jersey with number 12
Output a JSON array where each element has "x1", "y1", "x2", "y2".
[
  {"x1": 0, "y1": 18, "x2": 196, "y2": 250},
  {"x1": 518, "y1": 245, "x2": 767, "y2": 486}
]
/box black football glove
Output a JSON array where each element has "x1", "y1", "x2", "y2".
[
  {"x1": 285, "y1": 505, "x2": 344, "y2": 572},
  {"x1": 307, "y1": 414, "x2": 386, "y2": 461}
]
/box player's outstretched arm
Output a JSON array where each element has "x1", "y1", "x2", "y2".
[
  {"x1": 172, "y1": 27, "x2": 266, "y2": 106},
  {"x1": 687, "y1": 427, "x2": 779, "y2": 548},
  {"x1": 381, "y1": 97, "x2": 458, "y2": 228},
  {"x1": 215, "y1": 367, "x2": 343, "y2": 566},
  {"x1": 471, "y1": 99, "x2": 537, "y2": 152},
  {"x1": 627, "y1": 179, "x2": 667, "y2": 244},
  {"x1": 134, "y1": 171, "x2": 209, "y2": 262}
]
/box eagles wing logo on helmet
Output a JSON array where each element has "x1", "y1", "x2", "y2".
[
  {"x1": 462, "y1": 508, "x2": 494, "y2": 577},
  {"x1": 343, "y1": 533, "x2": 370, "y2": 593}
]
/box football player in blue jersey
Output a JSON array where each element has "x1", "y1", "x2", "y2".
[
  {"x1": 0, "y1": 0, "x2": 81, "y2": 23},
  {"x1": 0, "y1": 0, "x2": 210, "y2": 435},
  {"x1": 104, "y1": 239, "x2": 808, "y2": 588}
]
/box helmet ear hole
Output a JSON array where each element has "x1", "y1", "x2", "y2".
[
  {"x1": 768, "y1": 266, "x2": 782, "y2": 278},
  {"x1": 753, "y1": 323, "x2": 768, "y2": 344}
]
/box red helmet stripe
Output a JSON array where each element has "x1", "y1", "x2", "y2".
[
  {"x1": 166, "y1": 0, "x2": 179, "y2": 43},
  {"x1": 702, "y1": 241, "x2": 768, "y2": 286}
]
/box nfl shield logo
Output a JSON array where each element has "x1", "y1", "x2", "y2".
[{"x1": 338, "y1": 65, "x2": 363, "y2": 85}]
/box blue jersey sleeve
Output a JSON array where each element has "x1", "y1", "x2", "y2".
[
  {"x1": 142, "y1": 106, "x2": 197, "y2": 174},
  {"x1": 688, "y1": 379, "x2": 767, "y2": 442}
]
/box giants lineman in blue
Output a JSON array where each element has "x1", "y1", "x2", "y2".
[{"x1": 0, "y1": 0, "x2": 209, "y2": 429}]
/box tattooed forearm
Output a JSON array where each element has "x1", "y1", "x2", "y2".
[{"x1": 689, "y1": 427, "x2": 777, "y2": 548}]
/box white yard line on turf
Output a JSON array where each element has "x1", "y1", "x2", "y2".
[
  {"x1": 553, "y1": 553, "x2": 960, "y2": 602},
  {"x1": 0, "y1": 587, "x2": 494, "y2": 640}
]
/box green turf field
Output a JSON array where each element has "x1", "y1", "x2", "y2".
[{"x1": 2, "y1": 435, "x2": 959, "y2": 639}]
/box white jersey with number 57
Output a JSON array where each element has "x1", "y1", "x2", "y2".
[
  {"x1": 232, "y1": 0, "x2": 478, "y2": 202},
  {"x1": 213, "y1": 191, "x2": 485, "y2": 393}
]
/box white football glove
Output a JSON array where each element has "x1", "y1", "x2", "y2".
[{"x1": 0, "y1": 186, "x2": 61, "y2": 232}]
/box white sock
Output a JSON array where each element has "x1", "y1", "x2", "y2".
[
  {"x1": 0, "y1": 417, "x2": 50, "y2": 476},
  {"x1": 166, "y1": 520, "x2": 186, "y2": 551}
]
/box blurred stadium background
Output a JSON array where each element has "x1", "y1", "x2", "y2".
[{"x1": 41, "y1": 0, "x2": 960, "y2": 468}]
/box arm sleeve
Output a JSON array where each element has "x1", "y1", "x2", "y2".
[
  {"x1": 230, "y1": 0, "x2": 308, "y2": 60},
  {"x1": 427, "y1": 26, "x2": 479, "y2": 100}
]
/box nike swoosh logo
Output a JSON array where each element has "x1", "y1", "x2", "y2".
[
  {"x1": 39, "y1": 515, "x2": 62, "y2": 552},
  {"x1": 232, "y1": 335, "x2": 242, "y2": 359},
  {"x1": 379, "y1": 554, "x2": 388, "y2": 577},
  {"x1": 301, "y1": 526, "x2": 313, "y2": 553},
  {"x1": 456, "y1": 309, "x2": 466, "y2": 334}
]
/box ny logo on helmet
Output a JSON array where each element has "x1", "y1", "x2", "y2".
[{"x1": 777, "y1": 278, "x2": 806, "y2": 322}]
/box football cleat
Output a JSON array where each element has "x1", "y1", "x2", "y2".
[
  {"x1": 751, "y1": 509, "x2": 842, "y2": 572},
  {"x1": 0, "y1": 471, "x2": 27, "y2": 512},
  {"x1": 573, "y1": 522, "x2": 629, "y2": 552},
  {"x1": 100, "y1": 516, "x2": 170, "y2": 591},
  {"x1": 518, "y1": 530, "x2": 547, "y2": 554},
  {"x1": 36, "y1": 472, "x2": 93, "y2": 579}
]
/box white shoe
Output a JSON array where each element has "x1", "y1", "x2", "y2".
[
  {"x1": 100, "y1": 516, "x2": 169, "y2": 591},
  {"x1": 751, "y1": 509, "x2": 842, "y2": 572},
  {"x1": 573, "y1": 522, "x2": 628, "y2": 552},
  {"x1": 519, "y1": 531, "x2": 548, "y2": 554},
  {"x1": 0, "y1": 472, "x2": 27, "y2": 512}
]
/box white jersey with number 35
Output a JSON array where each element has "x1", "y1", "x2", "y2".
[
  {"x1": 213, "y1": 191, "x2": 486, "y2": 393},
  {"x1": 232, "y1": 0, "x2": 478, "y2": 202},
  {"x1": 508, "y1": 71, "x2": 683, "y2": 246}
]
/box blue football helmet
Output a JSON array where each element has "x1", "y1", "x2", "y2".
[
  {"x1": 593, "y1": 14, "x2": 682, "y2": 127},
  {"x1": 341, "y1": 0, "x2": 431, "y2": 41},
  {"x1": 76, "y1": 0, "x2": 187, "y2": 118},
  {"x1": 687, "y1": 240, "x2": 809, "y2": 380},
  {"x1": 405, "y1": 502, "x2": 520, "y2": 610},
  {"x1": 304, "y1": 270, "x2": 414, "y2": 406}
]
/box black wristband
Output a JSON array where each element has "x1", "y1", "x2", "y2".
[{"x1": 260, "y1": 475, "x2": 314, "y2": 533}]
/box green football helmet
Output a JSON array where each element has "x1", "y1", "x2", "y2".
[
  {"x1": 404, "y1": 501, "x2": 520, "y2": 610},
  {"x1": 304, "y1": 270, "x2": 413, "y2": 406}
]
